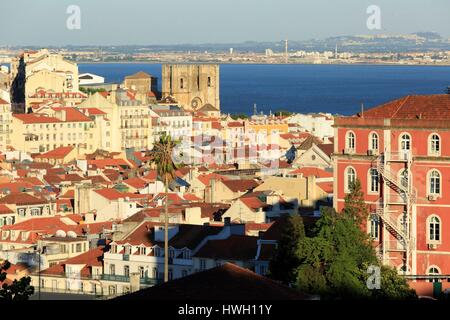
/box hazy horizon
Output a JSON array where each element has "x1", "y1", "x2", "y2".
[{"x1": 1, "y1": 0, "x2": 449, "y2": 46}]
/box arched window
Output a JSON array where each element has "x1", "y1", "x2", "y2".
[
  {"x1": 345, "y1": 167, "x2": 356, "y2": 192},
  {"x1": 369, "y1": 214, "x2": 380, "y2": 239},
  {"x1": 368, "y1": 168, "x2": 379, "y2": 193},
  {"x1": 429, "y1": 170, "x2": 441, "y2": 195},
  {"x1": 429, "y1": 134, "x2": 441, "y2": 155},
  {"x1": 370, "y1": 132, "x2": 379, "y2": 151},
  {"x1": 180, "y1": 78, "x2": 184, "y2": 89},
  {"x1": 427, "y1": 266, "x2": 440, "y2": 283},
  {"x1": 400, "y1": 133, "x2": 411, "y2": 151},
  {"x1": 346, "y1": 131, "x2": 355, "y2": 150},
  {"x1": 428, "y1": 216, "x2": 441, "y2": 242}
]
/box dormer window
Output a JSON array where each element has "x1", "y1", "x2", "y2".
[
  {"x1": 139, "y1": 247, "x2": 146, "y2": 255},
  {"x1": 110, "y1": 244, "x2": 117, "y2": 254}
]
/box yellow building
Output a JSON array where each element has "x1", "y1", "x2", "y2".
[
  {"x1": 245, "y1": 117, "x2": 289, "y2": 146},
  {"x1": 10, "y1": 107, "x2": 108, "y2": 154},
  {"x1": 0, "y1": 99, "x2": 11, "y2": 152},
  {"x1": 10, "y1": 49, "x2": 79, "y2": 108},
  {"x1": 79, "y1": 90, "x2": 152, "y2": 152}
]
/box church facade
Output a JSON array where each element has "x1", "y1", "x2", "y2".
[{"x1": 162, "y1": 64, "x2": 220, "y2": 113}]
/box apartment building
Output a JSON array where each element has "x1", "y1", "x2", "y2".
[
  {"x1": 79, "y1": 90, "x2": 152, "y2": 152},
  {"x1": 334, "y1": 94, "x2": 450, "y2": 280},
  {"x1": 102, "y1": 221, "x2": 245, "y2": 296},
  {"x1": 10, "y1": 107, "x2": 100, "y2": 154},
  {"x1": 150, "y1": 104, "x2": 192, "y2": 143},
  {"x1": 10, "y1": 49, "x2": 79, "y2": 107}
]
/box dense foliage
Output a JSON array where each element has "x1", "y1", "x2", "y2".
[
  {"x1": 0, "y1": 261, "x2": 34, "y2": 300},
  {"x1": 269, "y1": 179, "x2": 417, "y2": 300}
]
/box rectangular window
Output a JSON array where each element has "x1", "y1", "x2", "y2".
[{"x1": 369, "y1": 215, "x2": 380, "y2": 240}]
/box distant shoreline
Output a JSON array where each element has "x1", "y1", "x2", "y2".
[{"x1": 77, "y1": 61, "x2": 450, "y2": 67}]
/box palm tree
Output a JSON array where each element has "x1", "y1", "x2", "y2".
[{"x1": 150, "y1": 133, "x2": 177, "y2": 283}]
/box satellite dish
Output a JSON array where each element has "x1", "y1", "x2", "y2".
[
  {"x1": 67, "y1": 231, "x2": 77, "y2": 238},
  {"x1": 55, "y1": 230, "x2": 66, "y2": 237}
]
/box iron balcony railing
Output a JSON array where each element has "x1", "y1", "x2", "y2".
[{"x1": 100, "y1": 274, "x2": 160, "y2": 286}]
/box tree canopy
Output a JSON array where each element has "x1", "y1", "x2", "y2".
[
  {"x1": 269, "y1": 179, "x2": 417, "y2": 300},
  {"x1": 0, "y1": 261, "x2": 34, "y2": 300}
]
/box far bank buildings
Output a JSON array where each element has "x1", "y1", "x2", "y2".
[{"x1": 6, "y1": 49, "x2": 220, "y2": 154}]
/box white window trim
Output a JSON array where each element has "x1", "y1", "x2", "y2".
[
  {"x1": 426, "y1": 215, "x2": 442, "y2": 245},
  {"x1": 367, "y1": 168, "x2": 380, "y2": 194},
  {"x1": 344, "y1": 166, "x2": 357, "y2": 193},
  {"x1": 428, "y1": 133, "x2": 441, "y2": 156},
  {"x1": 345, "y1": 131, "x2": 356, "y2": 151},
  {"x1": 399, "y1": 132, "x2": 412, "y2": 153},
  {"x1": 368, "y1": 131, "x2": 379, "y2": 151},
  {"x1": 427, "y1": 169, "x2": 442, "y2": 197}
]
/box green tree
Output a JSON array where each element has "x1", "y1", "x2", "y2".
[
  {"x1": 270, "y1": 182, "x2": 417, "y2": 300},
  {"x1": 342, "y1": 179, "x2": 369, "y2": 224},
  {"x1": 150, "y1": 133, "x2": 177, "y2": 283},
  {"x1": 230, "y1": 113, "x2": 249, "y2": 120},
  {"x1": 268, "y1": 215, "x2": 305, "y2": 285},
  {"x1": 275, "y1": 109, "x2": 293, "y2": 117},
  {"x1": 372, "y1": 265, "x2": 417, "y2": 300},
  {"x1": 0, "y1": 261, "x2": 34, "y2": 300}
]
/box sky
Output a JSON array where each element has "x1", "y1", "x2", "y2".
[{"x1": 1, "y1": 0, "x2": 450, "y2": 46}]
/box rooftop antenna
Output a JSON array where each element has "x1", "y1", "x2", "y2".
[
  {"x1": 253, "y1": 103, "x2": 257, "y2": 116},
  {"x1": 361, "y1": 103, "x2": 365, "y2": 118}
]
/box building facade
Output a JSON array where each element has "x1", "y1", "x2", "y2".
[
  {"x1": 334, "y1": 94, "x2": 450, "y2": 280},
  {"x1": 161, "y1": 64, "x2": 220, "y2": 113}
]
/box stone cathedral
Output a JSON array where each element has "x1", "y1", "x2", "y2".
[{"x1": 161, "y1": 64, "x2": 220, "y2": 113}]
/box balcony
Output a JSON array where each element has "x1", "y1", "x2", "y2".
[{"x1": 100, "y1": 274, "x2": 159, "y2": 286}]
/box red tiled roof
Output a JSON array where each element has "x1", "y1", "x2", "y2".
[
  {"x1": 13, "y1": 114, "x2": 61, "y2": 124},
  {"x1": 88, "y1": 159, "x2": 134, "y2": 169},
  {"x1": 0, "y1": 98, "x2": 9, "y2": 105},
  {"x1": 221, "y1": 179, "x2": 260, "y2": 193},
  {"x1": 0, "y1": 193, "x2": 47, "y2": 206},
  {"x1": 94, "y1": 188, "x2": 125, "y2": 201},
  {"x1": 117, "y1": 263, "x2": 310, "y2": 300},
  {"x1": 227, "y1": 121, "x2": 244, "y2": 128},
  {"x1": 182, "y1": 194, "x2": 203, "y2": 202},
  {"x1": 142, "y1": 170, "x2": 157, "y2": 182},
  {"x1": 34, "y1": 146, "x2": 74, "y2": 159},
  {"x1": 123, "y1": 177, "x2": 148, "y2": 190},
  {"x1": 356, "y1": 95, "x2": 450, "y2": 120},
  {"x1": 78, "y1": 108, "x2": 107, "y2": 116},
  {"x1": 197, "y1": 173, "x2": 229, "y2": 186},
  {"x1": 0, "y1": 204, "x2": 14, "y2": 215},
  {"x1": 317, "y1": 143, "x2": 334, "y2": 157},
  {"x1": 40, "y1": 246, "x2": 106, "y2": 277},
  {"x1": 51, "y1": 107, "x2": 93, "y2": 122},
  {"x1": 240, "y1": 197, "x2": 268, "y2": 212},
  {"x1": 289, "y1": 167, "x2": 333, "y2": 178},
  {"x1": 194, "y1": 235, "x2": 258, "y2": 260},
  {"x1": 317, "y1": 181, "x2": 333, "y2": 193}
]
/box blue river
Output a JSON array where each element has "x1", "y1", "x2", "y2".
[{"x1": 79, "y1": 63, "x2": 450, "y2": 116}]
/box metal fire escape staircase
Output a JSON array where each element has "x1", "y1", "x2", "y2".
[{"x1": 372, "y1": 151, "x2": 416, "y2": 268}]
